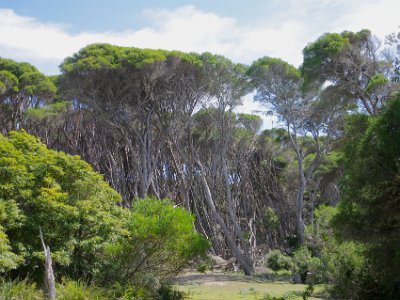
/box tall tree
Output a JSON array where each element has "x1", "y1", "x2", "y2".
[
  {"x1": 0, "y1": 58, "x2": 56, "y2": 134},
  {"x1": 248, "y1": 57, "x2": 342, "y2": 244},
  {"x1": 301, "y1": 30, "x2": 397, "y2": 115}
]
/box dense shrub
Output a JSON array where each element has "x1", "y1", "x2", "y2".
[
  {"x1": 56, "y1": 279, "x2": 109, "y2": 300},
  {"x1": 333, "y1": 97, "x2": 400, "y2": 298},
  {"x1": 0, "y1": 131, "x2": 128, "y2": 280},
  {"x1": 266, "y1": 250, "x2": 292, "y2": 271},
  {"x1": 0, "y1": 279, "x2": 44, "y2": 300},
  {"x1": 98, "y1": 197, "x2": 209, "y2": 284},
  {"x1": 292, "y1": 247, "x2": 323, "y2": 283},
  {"x1": 325, "y1": 242, "x2": 368, "y2": 299}
]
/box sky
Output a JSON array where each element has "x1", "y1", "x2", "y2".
[{"x1": 1, "y1": 0, "x2": 399, "y2": 125}]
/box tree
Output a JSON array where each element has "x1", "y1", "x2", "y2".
[
  {"x1": 334, "y1": 95, "x2": 400, "y2": 298},
  {"x1": 59, "y1": 44, "x2": 205, "y2": 202},
  {"x1": 386, "y1": 28, "x2": 400, "y2": 82},
  {"x1": 0, "y1": 130, "x2": 127, "y2": 280},
  {"x1": 248, "y1": 58, "x2": 328, "y2": 244},
  {"x1": 190, "y1": 54, "x2": 254, "y2": 275},
  {"x1": 301, "y1": 30, "x2": 397, "y2": 115},
  {"x1": 0, "y1": 58, "x2": 56, "y2": 134}
]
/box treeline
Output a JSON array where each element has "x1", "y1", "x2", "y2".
[{"x1": 1, "y1": 28, "x2": 400, "y2": 298}]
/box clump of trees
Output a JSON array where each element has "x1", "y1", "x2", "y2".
[{"x1": 1, "y1": 26, "x2": 400, "y2": 299}]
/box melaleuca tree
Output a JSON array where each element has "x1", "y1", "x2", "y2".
[
  {"x1": 58, "y1": 44, "x2": 205, "y2": 203},
  {"x1": 248, "y1": 54, "x2": 349, "y2": 244},
  {"x1": 0, "y1": 58, "x2": 56, "y2": 134},
  {"x1": 301, "y1": 29, "x2": 398, "y2": 115}
]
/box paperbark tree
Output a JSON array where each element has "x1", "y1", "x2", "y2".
[{"x1": 248, "y1": 57, "x2": 341, "y2": 244}]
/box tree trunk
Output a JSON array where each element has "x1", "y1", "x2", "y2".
[
  {"x1": 195, "y1": 157, "x2": 254, "y2": 276},
  {"x1": 39, "y1": 228, "x2": 56, "y2": 300},
  {"x1": 221, "y1": 157, "x2": 253, "y2": 268}
]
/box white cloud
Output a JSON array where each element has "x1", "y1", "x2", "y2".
[
  {"x1": 0, "y1": 6, "x2": 309, "y2": 76},
  {"x1": 1, "y1": 2, "x2": 399, "y2": 127},
  {"x1": 334, "y1": 0, "x2": 399, "y2": 39},
  {"x1": 1, "y1": 2, "x2": 399, "y2": 75}
]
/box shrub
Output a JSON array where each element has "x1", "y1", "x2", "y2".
[
  {"x1": 0, "y1": 131, "x2": 127, "y2": 280},
  {"x1": 266, "y1": 250, "x2": 292, "y2": 271},
  {"x1": 56, "y1": 279, "x2": 109, "y2": 300},
  {"x1": 98, "y1": 197, "x2": 209, "y2": 284},
  {"x1": 262, "y1": 293, "x2": 297, "y2": 300},
  {"x1": 0, "y1": 279, "x2": 44, "y2": 300},
  {"x1": 155, "y1": 282, "x2": 185, "y2": 300},
  {"x1": 292, "y1": 247, "x2": 323, "y2": 283},
  {"x1": 325, "y1": 241, "x2": 368, "y2": 299}
]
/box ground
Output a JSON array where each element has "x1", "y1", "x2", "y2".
[{"x1": 173, "y1": 272, "x2": 330, "y2": 300}]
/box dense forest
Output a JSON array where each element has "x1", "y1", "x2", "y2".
[{"x1": 1, "y1": 28, "x2": 400, "y2": 299}]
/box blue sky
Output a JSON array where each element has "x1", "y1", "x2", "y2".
[
  {"x1": 1, "y1": 0, "x2": 398, "y2": 74},
  {"x1": 0, "y1": 0, "x2": 275, "y2": 33},
  {"x1": 1, "y1": 0, "x2": 399, "y2": 123}
]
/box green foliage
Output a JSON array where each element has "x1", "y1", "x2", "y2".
[
  {"x1": 155, "y1": 281, "x2": 185, "y2": 300},
  {"x1": 237, "y1": 113, "x2": 262, "y2": 133},
  {"x1": 335, "y1": 97, "x2": 400, "y2": 238},
  {"x1": 326, "y1": 242, "x2": 368, "y2": 299},
  {"x1": 98, "y1": 197, "x2": 209, "y2": 283},
  {"x1": 25, "y1": 101, "x2": 70, "y2": 121},
  {"x1": 306, "y1": 205, "x2": 337, "y2": 254},
  {"x1": 0, "y1": 58, "x2": 56, "y2": 132},
  {"x1": 0, "y1": 58, "x2": 56, "y2": 97},
  {"x1": 0, "y1": 130, "x2": 127, "y2": 279},
  {"x1": 61, "y1": 44, "x2": 164, "y2": 71},
  {"x1": 56, "y1": 279, "x2": 109, "y2": 300},
  {"x1": 301, "y1": 32, "x2": 349, "y2": 88},
  {"x1": 333, "y1": 95, "x2": 400, "y2": 298},
  {"x1": 248, "y1": 57, "x2": 301, "y2": 82},
  {"x1": 292, "y1": 247, "x2": 323, "y2": 284},
  {"x1": 366, "y1": 73, "x2": 389, "y2": 93},
  {"x1": 302, "y1": 284, "x2": 314, "y2": 300},
  {"x1": 195, "y1": 256, "x2": 214, "y2": 273},
  {"x1": 0, "y1": 279, "x2": 44, "y2": 300},
  {"x1": 262, "y1": 294, "x2": 298, "y2": 300},
  {"x1": 60, "y1": 43, "x2": 203, "y2": 74},
  {"x1": 306, "y1": 205, "x2": 369, "y2": 298},
  {"x1": 263, "y1": 207, "x2": 279, "y2": 230},
  {"x1": 266, "y1": 250, "x2": 292, "y2": 271}
]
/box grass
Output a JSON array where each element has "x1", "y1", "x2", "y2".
[{"x1": 174, "y1": 272, "x2": 329, "y2": 300}]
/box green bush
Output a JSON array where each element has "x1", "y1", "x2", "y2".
[
  {"x1": 0, "y1": 131, "x2": 127, "y2": 280},
  {"x1": 266, "y1": 249, "x2": 292, "y2": 271},
  {"x1": 292, "y1": 247, "x2": 323, "y2": 283},
  {"x1": 0, "y1": 279, "x2": 44, "y2": 300},
  {"x1": 0, "y1": 131, "x2": 208, "y2": 289},
  {"x1": 155, "y1": 282, "x2": 185, "y2": 300},
  {"x1": 97, "y1": 197, "x2": 209, "y2": 284},
  {"x1": 325, "y1": 241, "x2": 368, "y2": 299},
  {"x1": 57, "y1": 279, "x2": 109, "y2": 300},
  {"x1": 262, "y1": 293, "x2": 297, "y2": 300}
]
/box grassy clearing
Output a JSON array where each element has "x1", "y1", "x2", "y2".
[{"x1": 174, "y1": 273, "x2": 329, "y2": 300}]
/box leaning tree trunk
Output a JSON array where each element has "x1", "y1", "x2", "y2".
[
  {"x1": 39, "y1": 228, "x2": 56, "y2": 300},
  {"x1": 221, "y1": 157, "x2": 253, "y2": 268},
  {"x1": 195, "y1": 156, "x2": 254, "y2": 276}
]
